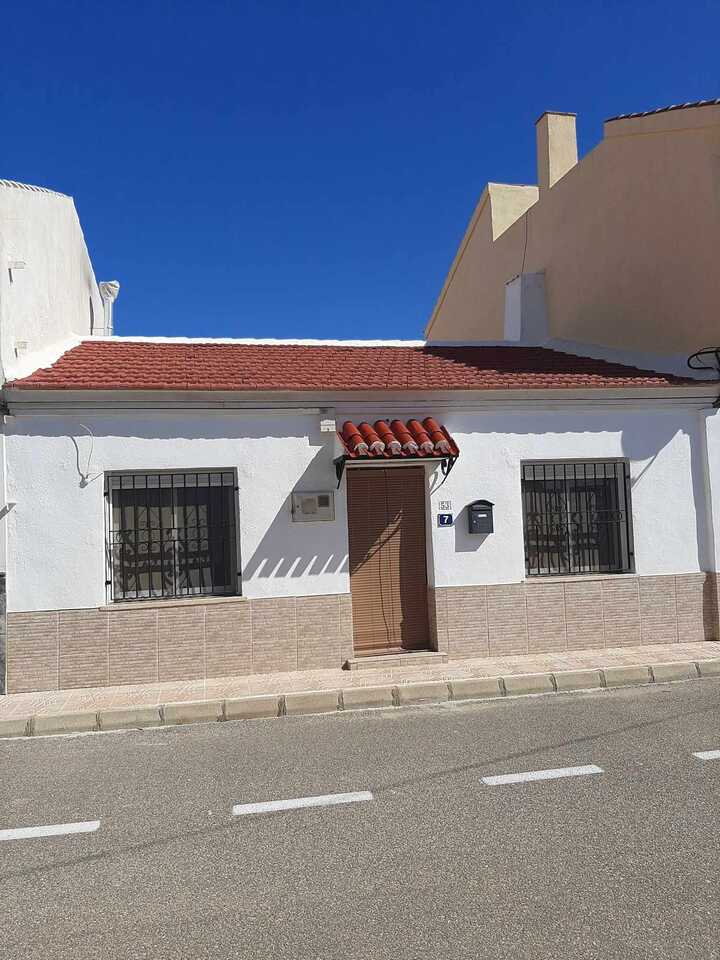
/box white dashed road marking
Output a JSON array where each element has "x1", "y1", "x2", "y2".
[
  {"x1": 482, "y1": 764, "x2": 604, "y2": 786},
  {"x1": 693, "y1": 750, "x2": 720, "y2": 761},
  {"x1": 0, "y1": 820, "x2": 100, "y2": 841},
  {"x1": 233, "y1": 791, "x2": 373, "y2": 816}
]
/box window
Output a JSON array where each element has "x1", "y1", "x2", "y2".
[
  {"x1": 105, "y1": 471, "x2": 238, "y2": 601},
  {"x1": 521, "y1": 461, "x2": 633, "y2": 577}
]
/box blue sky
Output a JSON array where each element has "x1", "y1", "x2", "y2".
[{"x1": 2, "y1": 1, "x2": 718, "y2": 340}]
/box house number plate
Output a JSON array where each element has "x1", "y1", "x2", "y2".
[{"x1": 437, "y1": 513, "x2": 454, "y2": 527}]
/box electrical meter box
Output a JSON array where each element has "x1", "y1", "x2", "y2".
[
  {"x1": 468, "y1": 500, "x2": 494, "y2": 534},
  {"x1": 291, "y1": 491, "x2": 335, "y2": 522}
]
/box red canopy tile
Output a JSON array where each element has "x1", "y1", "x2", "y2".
[{"x1": 338, "y1": 418, "x2": 459, "y2": 460}]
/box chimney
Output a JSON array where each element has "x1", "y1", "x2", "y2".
[
  {"x1": 503, "y1": 272, "x2": 548, "y2": 344},
  {"x1": 535, "y1": 112, "x2": 578, "y2": 189},
  {"x1": 98, "y1": 281, "x2": 120, "y2": 336}
]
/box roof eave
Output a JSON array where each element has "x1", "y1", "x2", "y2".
[{"x1": 4, "y1": 384, "x2": 717, "y2": 412}]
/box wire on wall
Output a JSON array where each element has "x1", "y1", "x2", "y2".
[{"x1": 70, "y1": 423, "x2": 100, "y2": 487}]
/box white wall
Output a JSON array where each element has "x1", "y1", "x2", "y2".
[
  {"x1": 5, "y1": 403, "x2": 711, "y2": 613},
  {"x1": 6, "y1": 411, "x2": 348, "y2": 612},
  {"x1": 702, "y1": 409, "x2": 720, "y2": 573},
  {"x1": 424, "y1": 408, "x2": 709, "y2": 586},
  {"x1": 0, "y1": 183, "x2": 103, "y2": 382}
]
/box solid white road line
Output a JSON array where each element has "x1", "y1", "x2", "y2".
[
  {"x1": 0, "y1": 820, "x2": 100, "y2": 842},
  {"x1": 482, "y1": 764, "x2": 604, "y2": 786},
  {"x1": 693, "y1": 749, "x2": 720, "y2": 761},
  {"x1": 232, "y1": 791, "x2": 373, "y2": 816}
]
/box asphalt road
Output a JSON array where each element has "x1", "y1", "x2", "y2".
[{"x1": 2, "y1": 681, "x2": 720, "y2": 960}]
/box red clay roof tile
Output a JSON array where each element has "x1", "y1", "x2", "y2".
[
  {"x1": 6, "y1": 340, "x2": 697, "y2": 392},
  {"x1": 339, "y1": 418, "x2": 459, "y2": 460}
]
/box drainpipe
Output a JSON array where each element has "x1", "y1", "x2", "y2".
[{"x1": 98, "y1": 281, "x2": 120, "y2": 336}]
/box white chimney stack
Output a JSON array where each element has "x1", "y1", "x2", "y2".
[
  {"x1": 98, "y1": 281, "x2": 120, "y2": 336},
  {"x1": 535, "y1": 112, "x2": 578, "y2": 189}
]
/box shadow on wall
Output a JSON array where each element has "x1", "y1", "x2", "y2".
[
  {"x1": 453, "y1": 504, "x2": 491, "y2": 553},
  {"x1": 621, "y1": 417, "x2": 711, "y2": 574},
  {"x1": 438, "y1": 409, "x2": 714, "y2": 580},
  {"x1": 242, "y1": 445, "x2": 348, "y2": 582},
  {"x1": 15, "y1": 413, "x2": 351, "y2": 585}
]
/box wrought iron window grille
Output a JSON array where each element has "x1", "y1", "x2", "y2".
[
  {"x1": 521, "y1": 460, "x2": 634, "y2": 577},
  {"x1": 104, "y1": 471, "x2": 239, "y2": 602}
]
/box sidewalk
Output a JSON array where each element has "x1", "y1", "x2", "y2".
[{"x1": 2, "y1": 641, "x2": 719, "y2": 721}]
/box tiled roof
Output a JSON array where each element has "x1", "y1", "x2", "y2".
[
  {"x1": 339, "y1": 418, "x2": 459, "y2": 460},
  {"x1": 7, "y1": 339, "x2": 697, "y2": 392},
  {"x1": 606, "y1": 98, "x2": 720, "y2": 122}
]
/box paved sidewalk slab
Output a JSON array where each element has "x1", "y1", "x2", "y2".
[{"x1": 1, "y1": 643, "x2": 719, "y2": 740}]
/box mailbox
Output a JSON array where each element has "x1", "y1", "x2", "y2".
[{"x1": 468, "y1": 500, "x2": 494, "y2": 534}]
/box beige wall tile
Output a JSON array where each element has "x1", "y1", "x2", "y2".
[
  {"x1": 640, "y1": 616, "x2": 678, "y2": 644},
  {"x1": 702, "y1": 576, "x2": 720, "y2": 640},
  {"x1": 602, "y1": 577, "x2": 640, "y2": 621},
  {"x1": 673, "y1": 573, "x2": 717, "y2": 642},
  {"x1": 58, "y1": 610, "x2": 109, "y2": 689},
  {"x1": 296, "y1": 595, "x2": 344, "y2": 670},
  {"x1": 206, "y1": 602, "x2": 252, "y2": 679},
  {"x1": 639, "y1": 575, "x2": 677, "y2": 622},
  {"x1": 526, "y1": 581, "x2": 566, "y2": 653},
  {"x1": 564, "y1": 579, "x2": 603, "y2": 621},
  {"x1": 677, "y1": 617, "x2": 708, "y2": 643},
  {"x1": 675, "y1": 573, "x2": 707, "y2": 619},
  {"x1": 109, "y1": 609, "x2": 159, "y2": 685},
  {"x1": 7, "y1": 612, "x2": 58, "y2": 693},
  {"x1": 338, "y1": 594, "x2": 354, "y2": 661},
  {"x1": 487, "y1": 584, "x2": 528, "y2": 656},
  {"x1": 527, "y1": 624, "x2": 567, "y2": 653},
  {"x1": 604, "y1": 616, "x2": 641, "y2": 646},
  {"x1": 566, "y1": 618, "x2": 605, "y2": 650},
  {"x1": 443, "y1": 586, "x2": 488, "y2": 658},
  {"x1": 252, "y1": 597, "x2": 297, "y2": 674},
  {"x1": 158, "y1": 606, "x2": 205, "y2": 682},
  {"x1": 427, "y1": 587, "x2": 448, "y2": 654}
]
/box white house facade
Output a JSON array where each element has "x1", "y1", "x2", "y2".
[
  {"x1": 0, "y1": 177, "x2": 119, "y2": 690},
  {"x1": 2, "y1": 338, "x2": 718, "y2": 694}
]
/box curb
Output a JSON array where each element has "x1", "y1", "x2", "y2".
[{"x1": 2, "y1": 657, "x2": 719, "y2": 740}]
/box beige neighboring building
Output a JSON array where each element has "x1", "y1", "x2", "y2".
[{"x1": 426, "y1": 100, "x2": 720, "y2": 369}]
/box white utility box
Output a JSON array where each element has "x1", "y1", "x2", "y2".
[{"x1": 291, "y1": 491, "x2": 335, "y2": 521}]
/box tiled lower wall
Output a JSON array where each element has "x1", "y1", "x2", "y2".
[
  {"x1": 7, "y1": 574, "x2": 720, "y2": 693},
  {"x1": 429, "y1": 573, "x2": 720, "y2": 659},
  {"x1": 6, "y1": 594, "x2": 354, "y2": 694},
  {"x1": 0, "y1": 574, "x2": 6, "y2": 696}
]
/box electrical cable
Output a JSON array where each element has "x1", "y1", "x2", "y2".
[{"x1": 520, "y1": 211, "x2": 529, "y2": 276}]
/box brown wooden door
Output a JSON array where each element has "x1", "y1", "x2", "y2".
[{"x1": 347, "y1": 467, "x2": 429, "y2": 655}]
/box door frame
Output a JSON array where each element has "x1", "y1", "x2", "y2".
[{"x1": 345, "y1": 463, "x2": 431, "y2": 656}]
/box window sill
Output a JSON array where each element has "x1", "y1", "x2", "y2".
[
  {"x1": 524, "y1": 572, "x2": 637, "y2": 584},
  {"x1": 99, "y1": 595, "x2": 246, "y2": 612}
]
